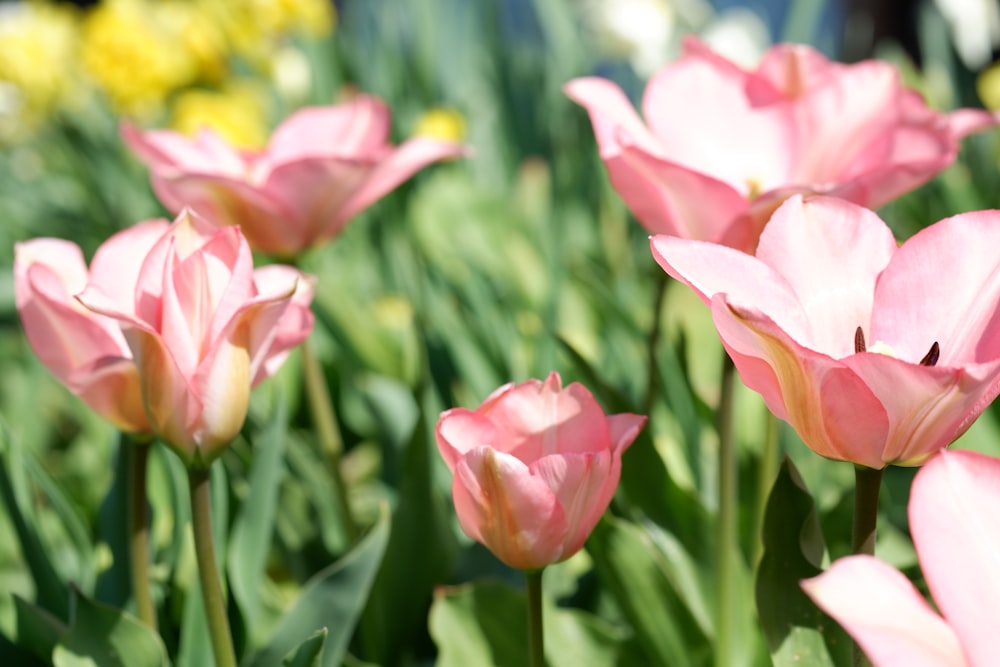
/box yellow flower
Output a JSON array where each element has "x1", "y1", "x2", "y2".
[
  {"x1": 80, "y1": 0, "x2": 197, "y2": 116},
  {"x1": 977, "y1": 60, "x2": 1000, "y2": 111},
  {"x1": 198, "y1": 0, "x2": 335, "y2": 67},
  {"x1": 412, "y1": 108, "x2": 467, "y2": 143},
  {"x1": 169, "y1": 84, "x2": 268, "y2": 150},
  {"x1": 0, "y1": 1, "x2": 80, "y2": 135}
]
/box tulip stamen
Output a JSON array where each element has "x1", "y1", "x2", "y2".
[
  {"x1": 919, "y1": 342, "x2": 941, "y2": 367},
  {"x1": 854, "y1": 326, "x2": 866, "y2": 354}
]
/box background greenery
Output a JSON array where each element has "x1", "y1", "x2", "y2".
[{"x1": 1, "y1": 0, "x2": 1000, "y2": 665}]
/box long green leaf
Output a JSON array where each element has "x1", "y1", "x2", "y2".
[
  {"x1": 755, "y1": 457, "x2": 849, "y2": 666},
  {"x1": 245, "y1": 507, "x2": 390, "y2": 667}
]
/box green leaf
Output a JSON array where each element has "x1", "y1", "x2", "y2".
[
  {"x1": 245, "y1": 507, "x2": 390, "y2": 667},
  {"x1": 281, "y1": 629, "x2": 326, "y2": 667},
  {"x1": 0, "y1": 429, "x2": 70, "y2": 619},
  {"x1": 229, "y1": 396, "x2": 288, "y2": 641},
  {"x1": 52, "y1": 587, "x2": 168, "y2": 667},
  {"x1": 755, "y1": 457, "x2": 849, "y2": 666},
  {"x1": 429, "y1": 579, "x2": 627, "y2": 667},
  {"x1": 358, "y1": 388, "x2": 457, "y2": 665},
  {"x1": 8, "y1": 595, "x2": 67, "y2": 661},
  {"x1": 586, "y1": 516, "x2": 709, "y2": 667}
]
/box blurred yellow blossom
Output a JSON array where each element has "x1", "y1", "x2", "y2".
[
  {"x1": 201, "y1": 0, "x2": 335, "y2": 66},
  {"x1": 80, "y1": 0, "x2": 198, "y2": 116},
  {"x1": 412, "y1": 108, "x2": 467, "y2": 143},
  {"x1": 0, "y1": 1, "x2": 80, "y2": 137},
  {"x1": 170, "y1": 84, "x2": 268, "y2": 150},
  {"x1": 977, "y1": 60, "x2": 1000, "y2": 111}
]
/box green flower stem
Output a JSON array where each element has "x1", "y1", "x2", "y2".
[
  {"x1": 526, "y1": 569, "x2": 545, "y2": 667},
  {"x1": 715, "y1": 352, "x2": 737, "y2": 667},
  {"x1": 127, "y1": 438, "x2": 157, "y2": 630},
  {"x1": 851, "y1": 464, "x2": 883, "y2": 667},
  {"x1": 751, "y1": 412, "x2": 780, "y2": 565},
  {"x1": 300, "y1": 336, "x2": 359, "y2": 543},
  {"x1": 189, "y1": 467, "x2": 237, "y2": 667},
  {"x1": 642, "y1": 273, "x2": 669, "y2": 416}
]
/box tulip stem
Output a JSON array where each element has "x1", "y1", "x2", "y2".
[
  {"x1": 526, "y1": 569, "x2": 545, "y2": 667},
  {"x1": 127, "y1": 438, "x2": 157, "y2": 630},
  {"x1": 850, "y1": 464, "x2": 883, "y2": 667},
  {"x1": 300, "y1": 336, "x2": 360, "y2": 543},
  {"x1": 189, "y1": 467, "x2": 237, "y2": 667},
  {"x1": 642, "y1": 273, "x2": 669, "y2": 416},
  {"x1": 715, "y1": 352, "x2": 737, "y2": 667},
  {"x1": 751, "y1": 412, "x2": 780, "y2": 565}
]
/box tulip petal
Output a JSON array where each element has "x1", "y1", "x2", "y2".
[
  {"x1": 802, "y1": 556, "x2": 967, "y2": 667},
  {"x1": 563, "y1": 77, "x2": 665, "y2": 158},
  {"x1": 435, "y1": 408, "x2": 503, "y2": 472},
  {"x1": 480, "y1": 373, "x2": 613, "y2": 462},
  {"x1": 334, "y1": 137, "x2": 467, "y2": 230},
  {"x1": 452, "y1": 447, "x2": 565, "y2": 570},
  {"x1": 531, "y1": 450, "x2": 616, "y2": 556},
  {"x1": 89, "y1": 220, "x2": 171, "y2": 313},
  {"x1": 872, "y1": 209, "x2": 1000, "y2": 366},
  {"x1": 251, "y1": 266, "x2": 315, "y2": 385},
  {"x1": 713, "y1": 299, "x2": 890, "y2": 468},
  {"x1": 843, "y1": 352, "x2": 1000, "y2": 464},
  {"x1": 753, "y1": 196, "x2": 897, "y2": 358},
  {"x1": 910, "y1": 449, "x2": 1000, "y2": 667},
  {"x1": 121, "y1": 122, "x2": 246, "y2": 178},
  {"x1": 642, "y1": 46, "x2": 794, "y2": 192},
  {"x1": 606, "y1": 413, "x2": 647, "y2": 454},
  {"x1": 264, "y1": 96, "x2": 392, "y2": 165}
]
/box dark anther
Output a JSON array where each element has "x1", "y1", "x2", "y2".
[
  {"x1": 919, "y1": 342, "x2": 940, "y2": 367},
  {"x1": 854, "y1": 326, "x2": 866, "y2": 354}
]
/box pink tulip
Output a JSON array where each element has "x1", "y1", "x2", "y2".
[
  {"x1": 14, "y1": 221, "x2": 169, "y2": 433},
  {"x1": 435, "y1": 372, "x2": 646, "y2": 570},
  {"x1": 121, "y1": 95, "x2": 466, "y2": 257},
  {"x1": 75, "y1": 209, "x2": 315, "y2": 467},
  {"x1": 802, "y1": 449, "x2": 1000, "y2": 666},
  {"x1": 650, "y1": 195, "x2": 1000, "y2": 469},
  {"x1": 566, "y1": 37, "x2": 999, "y2": 252}
]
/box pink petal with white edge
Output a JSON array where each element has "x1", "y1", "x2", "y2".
[
  {"x1": 251, "y1": 265, "x2": 315, "y2": 385},
  {"x1": 802, "y1": 555, "x2": 966, "y2": 667},
  {"x1": 452, "y1": 447, "x2": 565, "y2": 570},
  {"x1": 872, "y1": 209, "x2": 1000, "y2": 366},
  {"x1": 606, "y1": 413, "x2": 647, "y2": 454},
  {"x1": 910, "y1": 449, "x2": 1000, "y2": 667},
  {"x1": 753, "y1": 196, "x2": 897, "y2": 358}
]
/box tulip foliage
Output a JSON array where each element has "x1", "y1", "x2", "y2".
[{"x1": 3, "y1": 2, "x2": 1000, "y2": 667}]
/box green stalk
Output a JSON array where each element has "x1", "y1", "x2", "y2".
[
  {"x1": 526, "y1": 569, "x2": 545, "y2": 667},
  {"x1": 850, "y1": 465, "x2": 883, "y2": 667},
  {"x1": 300, "y1": 336, "x2": 359, "y2": 542},
  {"x1": 189, "y1": 467, "x2": 237, "y2": 667},
  {"x1": 127, "y1": 438, "x2": 157, "y2": 630},
  {"x1": 750, "y1": 412, "x2": 780, "y2": 565},
  {"x1": 642, "y1": 274, "x2": 669, "y2": 417},
  {"x1": 714, "y1": 352, "x2": 737, "y2": 667}
]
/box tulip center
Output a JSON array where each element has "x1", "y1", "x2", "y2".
[
  {"x1": 746, "y1": 178, "x2": 763, "y2": 201},
  {"x1": 854, "y1": 326, "x2": 940, "y2": 366}
]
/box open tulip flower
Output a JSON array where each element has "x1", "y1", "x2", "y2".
[
  {"x1": 122, "y1": 94, "x2": 466, "y2": 257},
  {"x1": 566, "y1": 37, "x2": 999, "y2": 252},
  {"x1": 14, "y1": 222, "x2": 168, "y2": 434},
  {"x1": 802, "y1": 449, "x2": 1000, "y2": 666},
  {"x1": 74, "y1": 209, "x2": 315, "y2": 467},
  {"x1": 435, "y1": 372, "x2": 646, "y2": 571},
  {"x1": 651, "y1": 195, "x2": 1000, "y2": 469}
]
